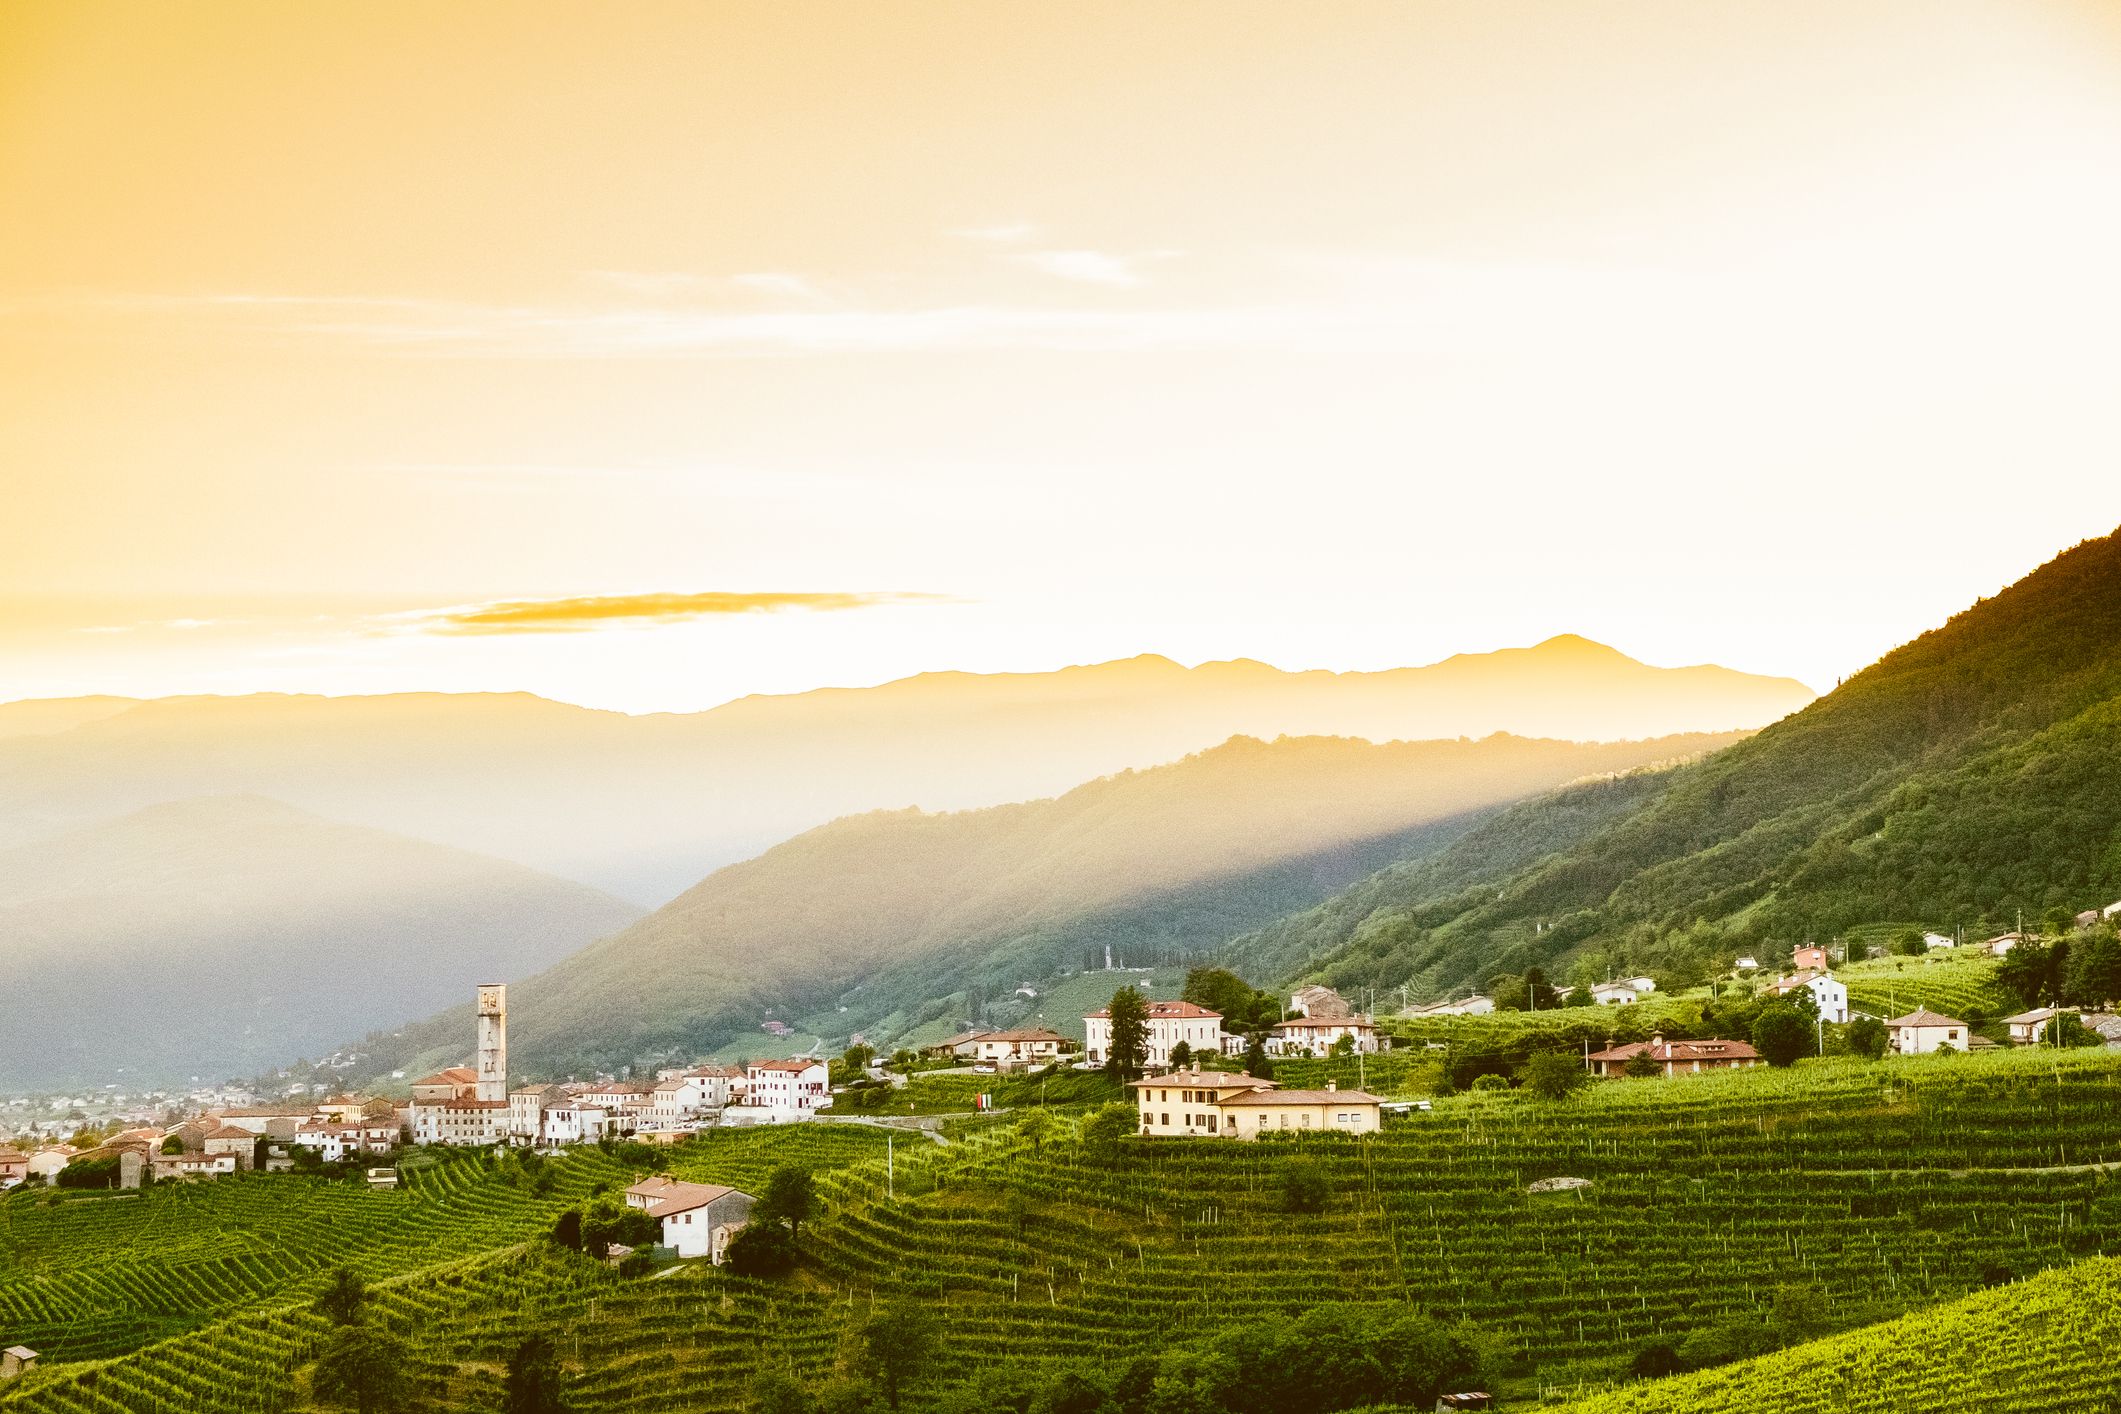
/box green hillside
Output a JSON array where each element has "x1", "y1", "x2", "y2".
[
  {"x1": 366, "y1": 730, "x2": 1743, "y2": 1080},
  {"x1": 1266, "y1": 528, "x2": 2121, "y2": 1003},
  {"x1": 14, "y1": 1050, "x2": 2121, "y2": 1412}
]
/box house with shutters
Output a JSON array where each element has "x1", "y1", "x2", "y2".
[
  {"x1": 1126, "y1": 1066, "x2": 1383, "y2": 1139},
  {"x1": 734, "y1": 1058, "x2": 830, "y2": 1122},
  {"x1": 972, "y1": 1027, "x2": 1074, "y2": 1070},
  {"x1": 1266, "y1": 1015, "x2": 1379, "y2": 1057},
  {"x1": 1084, "y1": 999, "x2": 1225, "y2": 1069},
  {"x1": 1586, "y1": 1034, "x2": 1762, "y2": 1077},
  {"x1": 1888, "y1": 1008, "x2": 1968, "y2": 1054}
]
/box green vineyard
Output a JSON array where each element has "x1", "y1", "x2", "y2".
[{"x1": 7, "y1": 1048, "x2": 2121, "y2": 1411}]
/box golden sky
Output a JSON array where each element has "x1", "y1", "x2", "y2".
[{"x1": 5, "y1": 0, "x2": 2121, "y2": 710}]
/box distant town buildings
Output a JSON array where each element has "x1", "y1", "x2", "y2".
[{"x1": 1590, "y1": 977, "x2": 1658, "y2": 1006}]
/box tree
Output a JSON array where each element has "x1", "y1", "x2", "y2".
[
  {"x1": 1631, "y1": 1343, "x2": 1685, "y2": 1378},
  {"x1": 1752, "y1": 1007, "x2": 1813, "y2": 1067},
  {"x1": 1562, "y1": 986, "x2": 1594, "y2": 1008},
  {"x1": 311, "y1": 1324, "x2": 411, "y2": 1414},
  {"x1": 160, "y1": 1134, "x2": 184, "y2": 1155},
  {"x1": 755, "y1": 1166, "x2": 817, "y2": 1244},
  {"x1": 1080, "y1": 1103, "x2": 1137, "y2": 1158},
  {"x1": 314, "y1": 1267, "x2": 368, "y2": 1326},
  {"x1": 1017, "y1": 1109, "x2": 1055, "y2": 1154},
  {"x1": 725, "y1": 1221, "x2": 798, "y2": 1277},
  {"x1": 1329, "y1": 1033, "x2": 1356, "y2": 1057},
  {"x1": 1844, "y1": 1015, "x2": 1888, "y2": 1060},
  {"x1": 1891, "y1": 928, "x2": 1926, "y2": 957},
  {"x1": 1281, "y1": 1157, "x2": 1329, "y2": 1214},
  {"x1": 1105, "y1": 987, "x2": 1149, "y2": 1080},
  {"x1": 841, "y1": 1042, "x2": 876, "y2": 1072},
  {"x1": 1168, "y1": 1040, "x2": 1193, "y2": 1071},
  {"x1": 857, "y1": 1297, "x2": 940, "y2": 1410},
  {"x1": 1623, "y1": 1048, "x2": 1662, "y2": 1079},
  {"x1": 1843, "y1": 938, "x2": 1867, "y2": 963},
  {"x1": 503, "y1": 1335, "x2": 568, "y2": 1414},
  {"x1": 2045, "y1": 1013, "x2": 2105, "y2": 1048},
  {"x1": 1181, "y1": 967, "x2": 1258, "y2": 1024},
  {"x1": 1243, "y1": 1032, "x2": 1275, "y2": 1080},
  {"x1": 550, "y1": 1208, "x2": 584, "y2": 1252},
  {"x1": 1519, "y1": 1051, "x2": 1586, "y2": 1100},
  {"x1": 750, "y1": 1370, "x2": 812, "y2": 1414},
  {"x1": 1522, "y1": 967, "x2": 1559, "y2": 1011}
]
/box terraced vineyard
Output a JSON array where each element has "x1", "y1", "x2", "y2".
[
  {"x1": 0, "y1": 1149, "x2": 624, "y2": 1363},
  {"x1": 1837, "y1": 950, "x2": 2016, "y2": 1024},
  {"x1": 9, "y1": 1049, "x2": 2121, "y2": 1411},
  {"x1": 1553, "y1": 1253, "x2": 2121, "y2": 1413}
]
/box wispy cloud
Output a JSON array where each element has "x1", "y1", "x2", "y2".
[
  {"x1": 1011, "y1": 249, "x2": 1169, "y2": 288},
  {"x1": 412, "y1": 590, "x2": 956, "y2": 635}
]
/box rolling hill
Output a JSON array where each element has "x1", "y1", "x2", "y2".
[
  {"x1": 0, "y1": 638, "x2": 1811, "y2": 903},
  {"x1": 0, "y1": 795, "x2": 642, "y2": 1087},
  {"x1": 1257, "y1": 526, "x2": 2121, "y2": 1003},
  {"x1": 366, "y1": 729, "x2": 1744, "y2": 1079}
]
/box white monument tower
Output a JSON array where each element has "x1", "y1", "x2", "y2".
[{"x1": 475, "y1": 983, "x2": 507, "y2": 1102}]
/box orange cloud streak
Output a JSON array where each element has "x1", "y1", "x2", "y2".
[{"x1": 427, "y1": 591, "x2": 953, "y2": 635}]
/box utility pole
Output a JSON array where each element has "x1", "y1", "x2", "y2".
[{"x1": 887, "y1": 1132, "x2": 894, "y2": 1200}]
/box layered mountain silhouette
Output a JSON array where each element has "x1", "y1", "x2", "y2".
[
  {"x1": 0, "y1": 795, "x2": 642, "y2": 1087},
  {"x1": 365, "y1": 729, "x2": 1745, "y2": 1079},
  {"x1": 0, "y1": 638, "x2": 1811, "y2": 904},
  {"x1": 1252, "y1": 528, "x2": 2121, "y2": 1003}
]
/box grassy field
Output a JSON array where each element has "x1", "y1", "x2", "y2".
[{"x1": 9, "y1": 1047, "x2": 2121, "y2": 1411}]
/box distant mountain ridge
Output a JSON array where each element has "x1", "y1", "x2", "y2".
[
  {"x1": 1255, "y1": 527, "x2": 2121, "y2": 1004},
  {"x1": 0, "y1": 795, "x2": 643, "y2": 1087},
  {"x1": 363, "y1": 728, "x2": 1748, "y2": 1079},
  {"x1": 0, "y1": 637, "x2": 1812, "y2": 903}
]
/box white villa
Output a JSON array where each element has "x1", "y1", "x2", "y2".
[
  {"x1": 1083, "y1": 999, "x2": 1225, "y2": 1069},
  {"x1": 1590, "y1": 977, "x2": 1658, "y2": 1006},
  {"x1": 971, "y1": 1027, "x2": 1073, "y2": 1070},
  {"x1": 1408, "y1": 995, "x2": 1494, "y2": 1018},
  {"x1": 1266, "y1": 1015, "x2": 1379, "y2": 1056},
  {"x1": 733, "y1": 1058, "x2": 830, "y2": 1123}
]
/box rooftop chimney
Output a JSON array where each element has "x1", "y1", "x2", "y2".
[
  {"x1": 1327, "y1": 1079, "x2": 1337, "y2": 1092},
  {"x1": 1651, "y1": 1031, "x2": 1665, "y2": 1047}
]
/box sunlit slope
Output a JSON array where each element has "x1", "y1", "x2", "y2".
[
  {"x1": 377, "y1": 731, "x2": 1743, "y2": 1077},
  {"x1": 1263, "y1": 528, "x2": 2121, "y2": 998}
]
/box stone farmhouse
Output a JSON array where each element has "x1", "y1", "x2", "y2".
[{"x1": 622, "y1": 1176, "x2": 755, "y2": 1261}]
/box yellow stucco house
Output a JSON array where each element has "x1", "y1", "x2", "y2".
[{"x1": 1128, "y1": 1067, "x2": 1383, "y2": 1139}]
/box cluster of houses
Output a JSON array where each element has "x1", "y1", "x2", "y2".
[{"x1": 919, "y1": 985, "x2": 1383, "y2": 1073}]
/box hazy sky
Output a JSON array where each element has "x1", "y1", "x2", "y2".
[{"x1": 6, "y1": 0, "x2": 2121, "y2": 711}]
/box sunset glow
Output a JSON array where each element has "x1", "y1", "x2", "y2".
[{"x1": 6, "y1": 0, "x2": 2121, "y2": 710}]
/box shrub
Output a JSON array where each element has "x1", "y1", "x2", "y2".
[
  {"x1": 725, "y1": 1221, "x2": 798, "y2": 1277},
  {"x1": 1281, "y1": 1157, "x2": 1329, "y2": 1214}
]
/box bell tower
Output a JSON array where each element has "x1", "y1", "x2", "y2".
[{"x1": 476, "y1": 983, "x2": 507, "y2": 1102}]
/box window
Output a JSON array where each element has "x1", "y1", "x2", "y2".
[
  {"x1": 1301, "y1": 1113, "x2": 1312, "y2": 1128},
  {"x1": 1161, "y1": 1114, "x2": 1170, "y2": 1126}
]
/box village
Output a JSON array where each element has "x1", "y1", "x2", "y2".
[{"x1": 11, "y1": 905, "x2": 2120, "y2": 1205}]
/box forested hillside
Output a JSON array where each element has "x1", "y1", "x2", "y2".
[
  {"x1": 367, "y1": 730, "x2": 1740, "y2": 1079},
  {"x1": 1267, "y1": 528, "x2": 2121, "y2": 1002}
]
